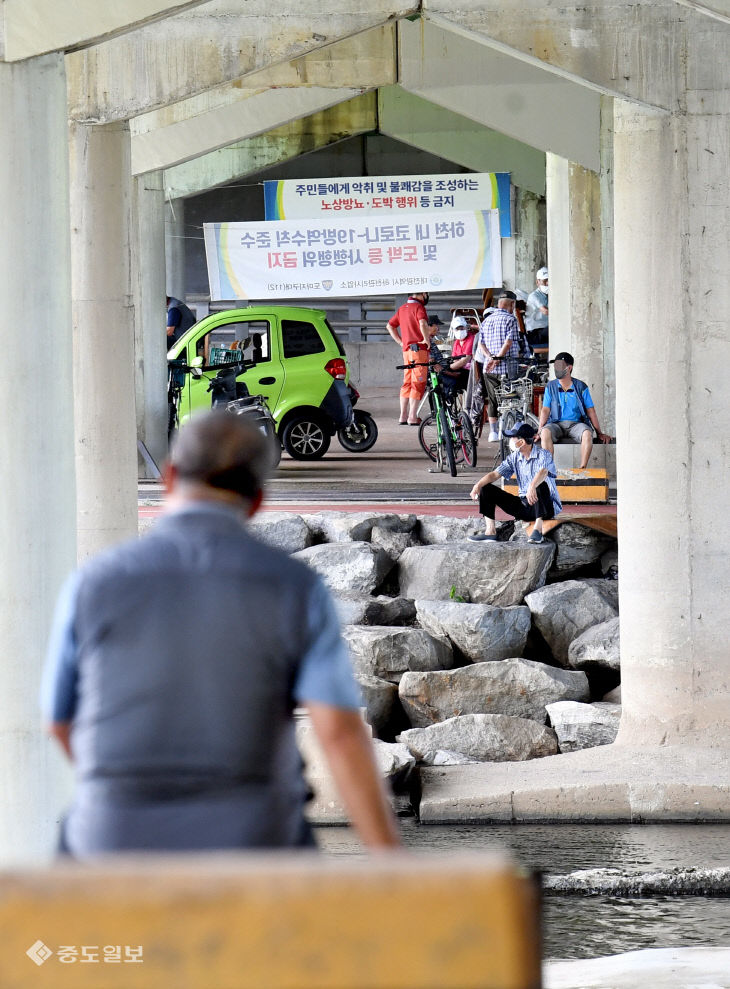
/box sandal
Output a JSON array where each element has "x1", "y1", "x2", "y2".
[{"x1": 407, "y1": 418, "x2": 421, "y2": 426}]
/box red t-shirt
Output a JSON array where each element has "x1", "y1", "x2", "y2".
[
  {"x1": 388, "y1": 299, "x2": 428, "y2": 350},
  {"x1": 451, "y1": 333, "x2": 476, "y2": 368}
]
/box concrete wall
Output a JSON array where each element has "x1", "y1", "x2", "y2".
[{"x1": 343, "y1": 341, "x2": 402, "y2": 389}]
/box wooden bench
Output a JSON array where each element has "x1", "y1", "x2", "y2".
[
  {"x1": 1, "y1": 854, "x2": 541, "y2": 988},
  {"x1": 503, "y1": 467, "x2": 609, "y2": 503}
]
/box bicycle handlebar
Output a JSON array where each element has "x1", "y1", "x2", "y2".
[{"x1": 395, "y1": 356, "x2": 459, "y2": 370}]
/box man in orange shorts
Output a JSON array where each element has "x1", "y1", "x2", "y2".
[{"x1": 386, "y1": 290, "x2": 431, "y2": 425}]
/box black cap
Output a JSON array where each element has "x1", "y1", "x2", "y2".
[
  {"x1": 428, "y1": 314, "x2": 444, "y2": 326},
  {"x1": 504, "y1": 421, "x2": 537, "y2": 440},
  {"x1": 498, "y1": 290, "x2": 517, "y2": 301},
  {"x1": 549, "y1": 351, "x2": 574, "y2": 365}
]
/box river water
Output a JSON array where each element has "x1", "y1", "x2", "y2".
[{"x1": 315, "y1": 821, "x2": 730, "y2": 959}]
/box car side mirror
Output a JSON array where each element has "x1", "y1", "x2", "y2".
[{"x1": 190, "y1": 355, "x2": 204, "y2": 378}]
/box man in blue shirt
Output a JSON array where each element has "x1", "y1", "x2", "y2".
[
  {"x1": 538, "y1": 351, "x2": 611, "y2": 469},
  {"x1": 42, "y1": 412, "x2": 400, "y2": 857},
  {"x1": 166, "y1": 295, "x2": 196, "y2": 348},
  {"x1": 468, "y1": 422, "x2": 562, "y2": 544}
]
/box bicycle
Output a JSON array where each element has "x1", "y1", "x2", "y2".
[
  {"x1": 492, "y1": 371, "x2": 541, "y2": 465},
  {"x1": 397, "y1": 358, "x2": 477, "y2": 476}
]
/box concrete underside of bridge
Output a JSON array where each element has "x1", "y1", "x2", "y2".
[{"x1": 0, "y1": 0, "x2": 729, "y2": 860}]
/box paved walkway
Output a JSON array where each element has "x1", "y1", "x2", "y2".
[{"x1": 141, "y1": 385, "x2": 617, "y2": 525}]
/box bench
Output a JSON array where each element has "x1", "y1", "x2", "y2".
[{"x1": 1, "y1": 854, "x2": 540, "y2": 988}]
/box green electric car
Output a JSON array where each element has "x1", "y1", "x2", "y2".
[{"x1": 168, "y1": 306, "x2": 353, "y2": 459}]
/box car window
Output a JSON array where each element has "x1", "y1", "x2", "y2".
[
  {"x1": 281, "y1": 318, "x2": 326, "y2": 359},
  {"x1": 194, "y1": 320, "x2": 271, "y2": 365}
]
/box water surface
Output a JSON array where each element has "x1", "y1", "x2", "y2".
[{"x1": 315, "y1": 821, "x2": 730, "y2": 959}]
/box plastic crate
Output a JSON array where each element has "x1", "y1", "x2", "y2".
[{"x1": 209, "y1": 346, "x2": 243, "y2": 364}]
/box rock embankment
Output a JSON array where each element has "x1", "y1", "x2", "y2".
[{"x1": 249, "y1": 512, "x2": 621, "y2": 773}]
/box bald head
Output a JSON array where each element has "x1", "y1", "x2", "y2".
[{"x1": 169, "y1": 411, "x2": 271, "y2": 502}]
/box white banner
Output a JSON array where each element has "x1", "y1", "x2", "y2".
[
  {"x1": 264, "y1": 172, "x2": 512, "y2": 236},
  {"x1": 204, "y1": 211, "x2": 502, "y2": 301}
]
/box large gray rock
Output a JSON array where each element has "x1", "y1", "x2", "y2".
[
  {"x1": 399, "y1": 542, "x2": 555, "y2": 607},
  {"x1": 371, "y1": 525, "x2": 421, "y2": 561},
  {"x1": 248, "y1": 512, "x2": 313, "y2": 553},
  {"x1": 420, "y1": 749, "x2": 478, "y2": 766},
  {"x1": 417, "y1": 515, "x2": 476, "y2": 544},
  {"x1": 294, "y1": 542, "x2": 393, "y2": 596},
  {"x1": 343, "y1": 626, "x2": 454, "y2": 683},
  {"x1": 415, "y1": 599, "x2": 531, "y2": 662},
  {"x1": 303, "y1": 512, "x2": 416, "y2": 543},
  {"x1": 400, "y1": 714, "x2": 558, "y2": 763},
  {"x1": 545, "y1": 700, "x2": 622, "y2": 752},
  {"x1": 399, "y1": 659, "x2": 589, "y2": 727},
  {"x1": 334, "y1": 596, "x2": 416, "y2": 628},
  {"x1": 355, "y1": 674, "x2": 398, "y2": 735},
  {"x1": 546, "y1": 523, "x2": 616, "y2": 577},
  {"x1": 567, "y1": 616, "x2": 621, "y2": 671},
  {"x1": 371, "y1": 739, "x2": 417, "y2": 780},
  {"x1": 524, "y1": 579, "x2": 619, "y2": 666}
]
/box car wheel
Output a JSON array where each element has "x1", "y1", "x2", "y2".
[{"x1": 281, "y1": 414, "x2": 331, "y2": 460}]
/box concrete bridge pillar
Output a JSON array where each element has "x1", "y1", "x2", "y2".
[
  {"x1": 546, "y1": 97, "x2": 615, "y2": 470},
  {"x1": 133, "y1": 172, "x2": 168, "y2": 474},
  {"x1": 70, "y1": 121, "x2": 138, "y2": 560},
  {"x1": 165, "y1": 196, "x2": 187, "y2": 301},
  {"x1": 0, "y1": 54, "x2": 75, "y2": 863},
  {"x1": 614, "y1": 97, "x2": 730, "y2": 747}
]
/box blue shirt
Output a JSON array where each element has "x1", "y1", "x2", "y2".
[
  {"x1": 479, "y1": 310, "x2": 521, "y2": 379},
  {"x1": 41, "y1": 504, "x2": 362, "y2": 724},
  {"x1": 542, "y1": 380, "x2": 594, "y2": 422},
  {"x1": 496, "y1": 445, "x2": 562, "y2": 514}
]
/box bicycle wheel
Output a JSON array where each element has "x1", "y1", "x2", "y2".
[
  {"x1": 418, "y1": 414, "x2": 438, "y2": 463},
  {"x1": 438, "y1": 406, "x2": 457, "y2": 477},
  {"x1": 456, "y1": 411, "x2": 478, "y2": 467}
]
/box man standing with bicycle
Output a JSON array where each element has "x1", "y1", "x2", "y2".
[
  {"x1": 386, "y1": 290, "x2": 431, "y2": 426},
  {"x1": 470, "y1": 290, "x2": 522, "y2": 442},
  {"x1": 468, "y1": 422, "x2": 561, "y2": 544}
]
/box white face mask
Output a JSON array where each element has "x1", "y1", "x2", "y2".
[
  {"x1": 453, "y1": 328, "x2": 468, "y2": 340},
  {"x1": 508, "y1": 438, "x2": 519, "y2": 453},
  {"x1": 539, "y1": 283, "x2": 549, "y2": 294}
]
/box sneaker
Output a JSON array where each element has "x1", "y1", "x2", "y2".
[
  {"x1": 528, "y1": 530, "x2": 544, "y2": 544},
  {"x1": 487, "y1": 431, "x2": 499, "y2": 443},
  {"x1": 468, "y1": 532, "x2": 497, "y2": 542}
]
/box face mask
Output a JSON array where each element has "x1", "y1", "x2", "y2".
[
  {"x1": 554, "y1": 363, "x2": 569, "y2": 379},
  {"x1": 508, "y1": 438, "x2": 519, "y2": 453},
  {"x1": 539, "y1": 284, "x2": 549, "y2": 295},
  {"x1": 454, "y1": 328, "x2": 468, "y2": 340}
]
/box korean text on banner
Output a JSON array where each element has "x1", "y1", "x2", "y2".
[
  {"x1": 264, "y1": 172, "x2": 512, "y2": 238},
  {"x1": 204, "y1": 211, "x2": 502, "y2": 301}
]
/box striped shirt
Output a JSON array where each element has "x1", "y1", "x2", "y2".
[
  {"x1": 479, "y1": 309, "x2": 521, "y2": 379},
  {"x1": 496, "y1": 445, "x2": 562, "y2": 514}
]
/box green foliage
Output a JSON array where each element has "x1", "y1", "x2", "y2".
[{"x1": 449, "y1": 585, "x2": 465, "y2": 603}]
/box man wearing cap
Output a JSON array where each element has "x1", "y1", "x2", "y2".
[
  {"x1": 386, "y1": 290, "x2": 431, "y2": 425},
  {"x1": 471, "y1": 290, "x2": 522, "y2": 442},
  {"x1": 41, "y1": 412, "x2": 401, "y2": 856},
  {"x1": 525, "y1": 268, "x2": 549, "y2": 349},
  {"x1": 538, "y1": 352, "x2": 611, "y2": 469},
  {"x1": 468, "y1": 422, "x2": 561, "y2": 544}
]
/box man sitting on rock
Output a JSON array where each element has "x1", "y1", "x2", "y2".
[{"x1": 468, "y1": 422, "x2": 562, "y2": 544}]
